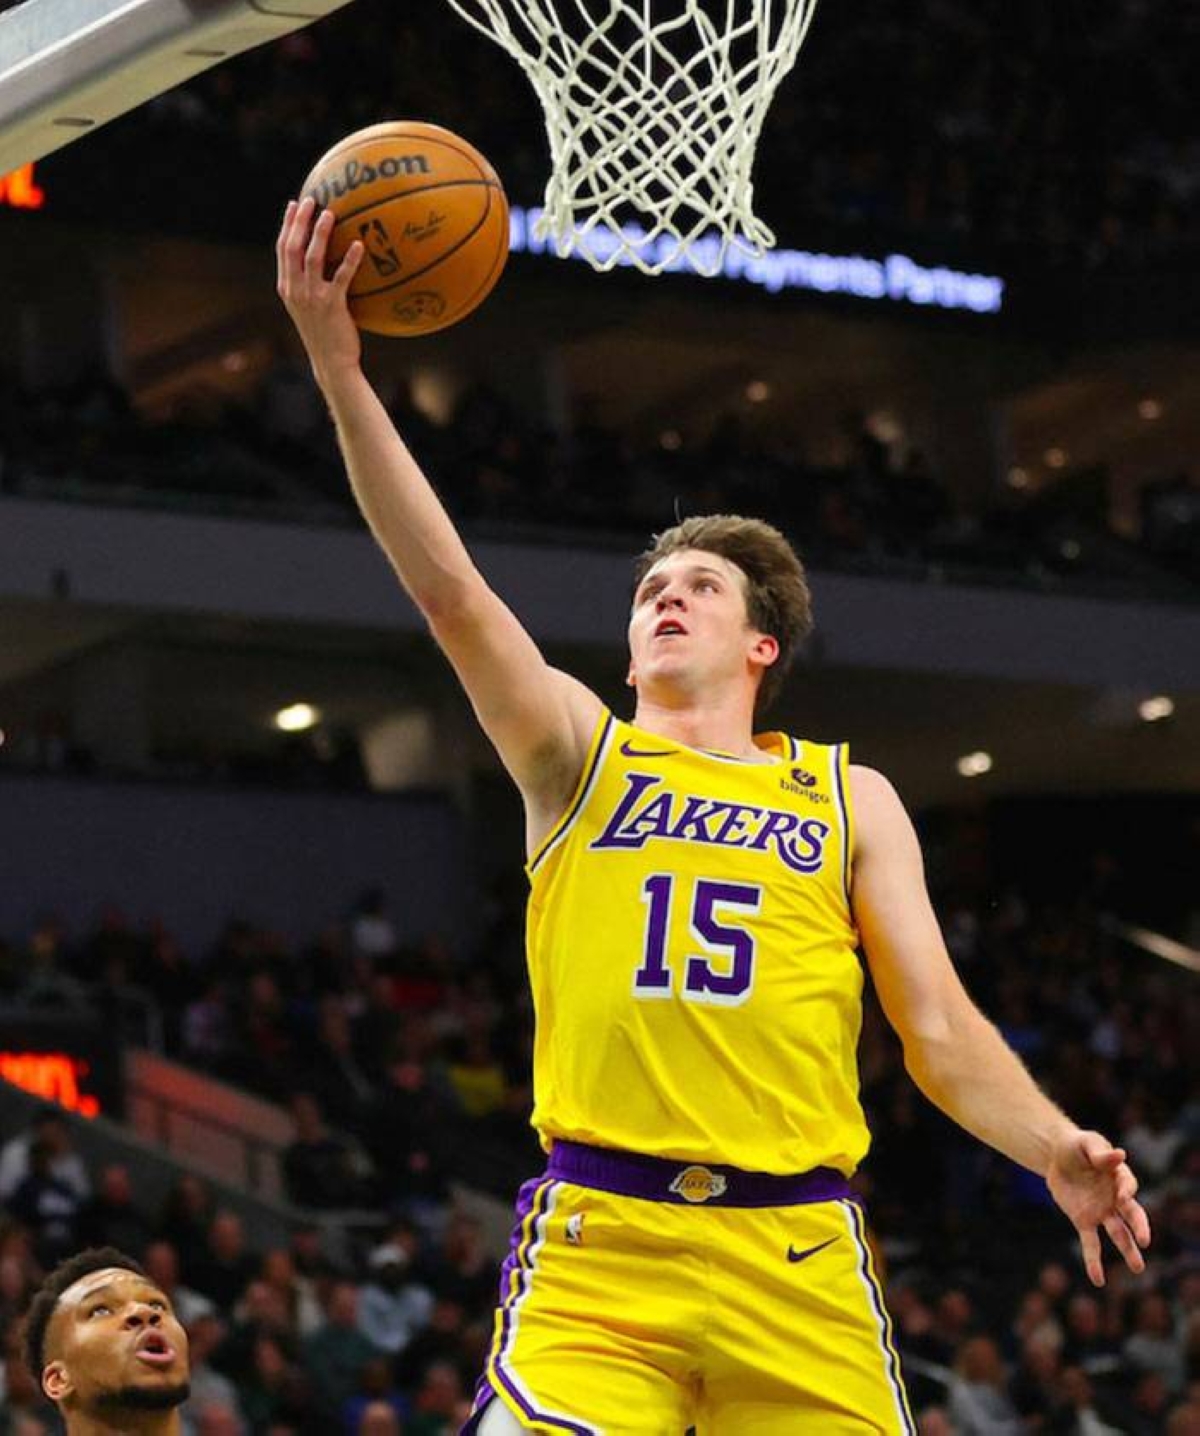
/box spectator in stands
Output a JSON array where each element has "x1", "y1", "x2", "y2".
[
  {"x1": 349, "y1": 887, "x2": 399, "y2": 964},
  {"x1": 404, "y1": 1360, "x2": 468, "y2": 1435},
  {"x1": 237, "y1": 1332, "x2": 315, "y2": 1434},
  {"x1": 1124, "y1": 1289, "x2": 1187, "y2": 1396},
  {"x1": 192, "y1": 1404, "x2": 245, "y2": 1436},
  {"x1": 356, "y1": 1401, "x2": 403, "y2": 1435},
  {"x1": 282, "y1": 1093, "x2": 369, "y2": 1210},
  {"x1": 0, "y1": 1108, "x2": 91, "y2": 1204},
  {"x1": 190, "y1": 1210, "x2": 257, "y2": 1310},
  {"x1": 259, "y1": 1247, "x2": 324, "y2": 1338},
  {"x1": 181, "y1": 1314, "x2": 246, "y2": 1434},
  {"x1": 305, "y1": 997, "x2": 375, "y2": 1130},
  {"x1": 5, "y1": 1141, "x2": 88, "y2": 1268},
  {"x1": 358, "y1": 1235, "x2": 433, "y2": 1357},
  {"x1": 82, "y1": 1162, "x2": 153, "y2": 1254},
  {"x1": 341, "y1": 1356, "x2": 408, "y2": 1434},
  {"x1": 214, "y1": 1278, "x2": 296, "y2": 1386},
  {"x1": 142, "y1": 1239, "x2": 216, "y2": 1328},
  {"x1": 945, "y1": 1334, "x2": 1022, "y2": 1434},
  {"x1": 158, "y1": 1173, "x2": 215, "y2": 1259},
  {"x1": 303, "y1": 1280, "x2": 379, "y2": 1419}
]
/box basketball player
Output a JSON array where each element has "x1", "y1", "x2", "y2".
[
  {"x1": 277, "y1": 196, "x2": 1151, "y2": 1434},
  {"x1": 23, "y1": 1247, "x2": 191, "y2": 1434}
]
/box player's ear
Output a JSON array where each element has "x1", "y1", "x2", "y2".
[
  {"x1": 43, "y1": 1358, "x2": 72, "y2": 1402},
  {"x1": 626, "y1": 659, "x2": 637, "y2": 688},
  {"x1": 749, "y1": 632, "x2": 779, "y2": 672}
]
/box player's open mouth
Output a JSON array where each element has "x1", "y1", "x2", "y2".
[
  {"x1": 132, "y1": 1333, "x2": 176, "y2": 1366},
  {"x1": 654, "y1": 620, "x2": 687, "y2": 638}
]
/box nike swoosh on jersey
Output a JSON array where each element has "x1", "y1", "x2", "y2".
[
  {"x1": 620, "y1": 740, "x2": 678, "y2": 758},
  {"x1": 786, "y1": 1237, "x2": 838, "y2": 1265}
]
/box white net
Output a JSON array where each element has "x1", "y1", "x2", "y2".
[{"x1": 441, "y1": 0, "x2": 820, "y2": 275}]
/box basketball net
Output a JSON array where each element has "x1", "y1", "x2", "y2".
[{"x1": 441, "y1": 0, "x2": 820, "y2": 276}]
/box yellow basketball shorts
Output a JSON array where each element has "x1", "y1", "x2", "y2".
[{"x1": 463, "y1": 1145, "x2": 915, "y2": 1434}]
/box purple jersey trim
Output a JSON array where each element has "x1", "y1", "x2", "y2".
[
  {"x1": 527, "y1": 712, "x2": 614, "y2": 875},
  {"x1": 464, "y1": 1178, "x2": 596, "y2": 1435},
  {"x1": 843, "y1": 1199, "x2": 916, "y2": 1434},
  {"x1": 547, "y1": 1140, "x2": 852, "y2": 1207},
  {"x1": 832, "y1": 741, "x2": 852, "y2": 903}
]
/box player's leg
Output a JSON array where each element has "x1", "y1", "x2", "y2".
[
  {"x1": 698, "y1": 1199, "x2": 915, "y2": 1435},
  {"x1": 465, "y1": 1177, "x2": 701, "y2": 1434},
  {"x1": 478, "y1": 1401, "x2": 529, "y2": 1435}
]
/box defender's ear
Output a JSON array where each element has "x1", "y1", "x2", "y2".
[{"x1": 43, "y1": 1358, "x2": 72, "y2": 1402}]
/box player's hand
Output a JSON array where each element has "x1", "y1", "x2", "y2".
[
  {"x1": 275, "y1": 195, "x2": 365, "y2": 382},
  {"x1": 1046, "y1": 1129, "x2": 1151, "y2": 1287}
]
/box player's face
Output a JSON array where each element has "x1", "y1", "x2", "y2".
[
  {"x1": 43, "y1": 1267, "x2": 191, "y2": 1416},
  {"x1": 627, "y1": 549, "x2": 777, "y2": 701}
]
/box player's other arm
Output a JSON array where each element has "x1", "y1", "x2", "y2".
[
  {"x1": 275, "y1": 198, "x2": 601, "y2": 814},
  {"x1": 848, "y1": 764, "x2": 1150, "y2": 1286}
]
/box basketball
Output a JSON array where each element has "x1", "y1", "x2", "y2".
[{"x1": 300, "y1": 121, "x2": 510, "y2": 337}]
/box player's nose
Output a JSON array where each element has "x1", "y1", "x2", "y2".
[{"x1": 123, "y1": 1304, "x2": 162, "y2": 1328}]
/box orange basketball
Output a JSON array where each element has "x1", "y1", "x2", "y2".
[{"x1": 301, "y1": 121, "x2": 509, "y2": 337}]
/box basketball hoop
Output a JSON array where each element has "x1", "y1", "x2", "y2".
[{"x1": 440, "y1": 0, "x2": 820, "y2": 276}]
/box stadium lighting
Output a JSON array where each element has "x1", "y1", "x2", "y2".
[
  {"x1": 1138, "y1": 695, "x2": 1174, "y2": 723},
  {"x1": 956, "y1": 751, "x2": 994, "y2": 778},
  {"x1": 1043, "y1": 447, "x2": 1067, "y2": 469},
  {"x1": 274, "y1": 702, "x2": 321, "y2": 733},
  {"x1": 1137, "y1": 398, "x2": 1163, "y2": 421},
  {"x1": 1006, "y1": 467, "x2": 1030, "y2": 489},
  {"x1": 745, "y1": 380, "x2": 771, "y2": 403}
]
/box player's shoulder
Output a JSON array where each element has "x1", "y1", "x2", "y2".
[{"x1": 847, "y1": 764, "x2": 909, "y2": 823}]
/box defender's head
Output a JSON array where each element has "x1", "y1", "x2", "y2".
[
  {"x1": 24, "y1": 1247, "x2": 190, "y2": 1420},
  {"x1": 629, "y1": 514, "x2": 812, "y2": 716}
]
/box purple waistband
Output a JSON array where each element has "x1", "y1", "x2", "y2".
[{"x1": 546, "y1": 1140, "x2": 852, "y2": 1208}]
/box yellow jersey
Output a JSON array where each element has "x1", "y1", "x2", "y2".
[{"x1": 525, "y1": 710, "x2": 870, "y2": 1176}]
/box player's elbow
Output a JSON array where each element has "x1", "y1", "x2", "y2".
[{"x1": 896, "y1": 996, "x2": 986, "y2": 1098}]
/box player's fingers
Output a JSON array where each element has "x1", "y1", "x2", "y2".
[
  {"x1": 1080, "y1": 1133, "x2": 1122, "y2": 1170},
  {"x1": 333, "y1": 241, "x2": 364, "y2": 292},
  {"x1": 1120, "y1": 1193, "x2": 1152, "y2": 1248},
  {"x1": 1103, "y1": 1213, "x2": 1146, "y2": 1274},
  {"x1": 304, "y1": 206, "x2": 335, "y2": 280},
  {"x1": 275, "y1": 200, "x2": 299, "y2": 296},
  {"x1": 286, "y1": 195, "x2": 317, "y2": 271},
  {"x1": 1079, "y1": 1226, "x2": 1104, "y2": 1287},
  {"x1": 275, "y1": 199, "x2": 298, "y2": 258}
]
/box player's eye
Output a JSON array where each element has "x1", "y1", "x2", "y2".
[{"x1": 88, "y1": 1304, "x2": 111, "y2": 1317}]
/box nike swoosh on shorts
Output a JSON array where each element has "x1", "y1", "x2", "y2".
[{"x1": 786, "y1": 1237, "x2": 837, "y2": 1265}]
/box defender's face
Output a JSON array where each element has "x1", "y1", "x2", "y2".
[
  {"x1": 43, "y1": 1267, "x2": 190, "y2": 1413},
  {"x1": 627, "y1": 549, "x2": 776, "y2": 698}
]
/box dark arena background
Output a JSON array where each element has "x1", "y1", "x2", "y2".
[{"x1": 0, "y1": 0, "x2": 1198, "y2": 1432}]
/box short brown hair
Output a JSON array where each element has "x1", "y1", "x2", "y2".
[{"x1": 633, "y1": 515, "x2": 812, "y2": 713}]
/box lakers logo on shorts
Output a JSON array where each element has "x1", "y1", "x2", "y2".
[{"x1": 669, "y1": 1165, "x2": 728, "y2": 1203}]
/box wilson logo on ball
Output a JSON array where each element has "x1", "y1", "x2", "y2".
[{"x1": 307, "y1": 153, "x2": 431, "y2": 207}]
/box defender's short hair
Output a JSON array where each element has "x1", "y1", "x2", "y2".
[
  {"x1": 633, "y1": 514, "x2": 813, "y2": 713},
  {"x1": 23, "y1": 1247, "x2": 147, "y2": 1385}
]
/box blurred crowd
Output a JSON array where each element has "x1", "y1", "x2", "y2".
[
  {"x1": 23, "y1": 0, "x2": 1200, "y2": 271},
  {"x1": 1, "y1": 847, "x2": 1198, "y2": 1432},
  {"x1": 1, "y1": 362, "x2": 1196, "y2": 603}
]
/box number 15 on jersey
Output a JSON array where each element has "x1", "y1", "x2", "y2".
[{"x1": 634, "y1": 874, "x2": 762, "y2": 1006}]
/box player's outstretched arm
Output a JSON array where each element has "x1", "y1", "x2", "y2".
[
  {"x1": 848, "y1": 765, "x2": 1151, "y2": 1287},
  {"x1": 275, "y1": 198, "x2": 601, "y2": 823}
]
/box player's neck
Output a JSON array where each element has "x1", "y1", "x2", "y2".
[
  {"x1": 69, "y1": 1410, "x2": 182, "y2": 1435},
  {"x1": 632, "y1": 694, "x2": 763, "y2": 760}
]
